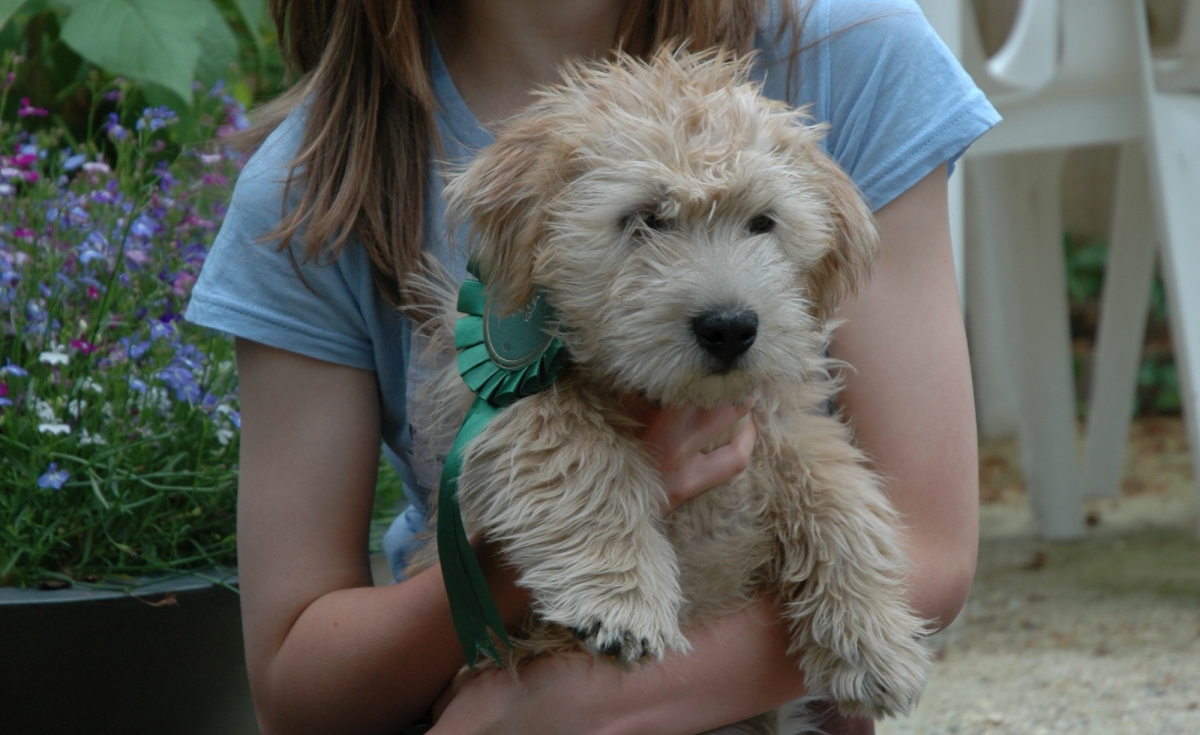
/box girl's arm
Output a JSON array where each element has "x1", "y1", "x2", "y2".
[
  {"x1": 431, "y1": 164, "x2": 979, "y2": 735},
  {"x1": 236, "y1": 340, "x2": 483, "y2": 735},
  {"x1": 235, "y1": 340, "x2": 755, "y2": 735}
]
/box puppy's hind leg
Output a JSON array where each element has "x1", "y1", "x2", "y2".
[
  {"x1": 771, "y1": 415, "x2": 931, "y2": 720},
  {"x1": 457, "y1": 385, "x2": 688, "y2": 665}
]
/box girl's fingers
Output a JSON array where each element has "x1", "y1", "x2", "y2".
[
  {"x1": 662, "y1": 417, "x2": 757, "y2": 512},
  {"x1": 643, "y1": 401, "x2": 754, "y2": 471}
]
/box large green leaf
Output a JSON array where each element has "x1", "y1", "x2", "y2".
[
  {"x1": 232, "y1": 0, "x2": 264, "y2": 53},
  {"x1": 232, "y1": 0, "x2": 261, "y2": 31},
  {"x1": 59, "y1": 0, "x2": 211, "y2": 103},
  {"x1": 194, "y1": 0, "x2": 238, "y2": 87},
  {"x1": 0, "y1": 0, "x2": 28, "y2": 29}
]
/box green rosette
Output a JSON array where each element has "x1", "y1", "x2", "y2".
[{"x1": 438, "y1": 274, "x2": 566, "y2": 666}]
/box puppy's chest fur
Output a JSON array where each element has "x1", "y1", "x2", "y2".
[{"x1": 666, "y1": 420, "x2": 782, "y2": 624}]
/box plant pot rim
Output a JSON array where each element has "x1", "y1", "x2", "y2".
[{"x1": 0, "y1": 569, "x2": 238, "y2": 606}]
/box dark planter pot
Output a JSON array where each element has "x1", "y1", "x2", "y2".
[{"x1": 0, "y1": 573, "x2": 258, "y2": 735}]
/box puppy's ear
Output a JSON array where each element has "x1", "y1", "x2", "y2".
[
  {"x1": 806, "y1": 151, "x2": 879, "y2": 321},
  {"x1": 445, "y1": 116, "x2": 561, "y2": 315}
]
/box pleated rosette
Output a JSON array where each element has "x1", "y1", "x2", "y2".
[{"x1": 437, "y1": 275, "x2": 566, "y2": 666}]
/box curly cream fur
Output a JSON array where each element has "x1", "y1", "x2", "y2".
[{"x1": 407, "y1": 49, "x2": 931, "y2": 731}]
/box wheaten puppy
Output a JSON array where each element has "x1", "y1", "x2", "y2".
[{"x1": 409, "y1": 50, "x2": 931, "y2": 731}]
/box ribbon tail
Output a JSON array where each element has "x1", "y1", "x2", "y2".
[{"x1": 437, "y1": 397, "x2": 512, "y2": 666}]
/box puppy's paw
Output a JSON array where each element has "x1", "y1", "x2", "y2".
[
  {"x1": 821, "y1": 630, "x2": 931, "y2": 719},
  {"x1": 562, "y1": 608, "x2": 689, "y2": 666}
]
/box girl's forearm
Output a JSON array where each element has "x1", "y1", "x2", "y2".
[{"x1": 256, "y1": 553, "x2": 529, "y2": 735}]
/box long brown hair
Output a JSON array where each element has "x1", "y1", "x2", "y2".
[{"x1": 248, "y1": 0, "x2": 803, "y2": 306}]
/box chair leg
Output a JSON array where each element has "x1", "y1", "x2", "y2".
[
  {"x1": 969, "y1": 152, "x2": 1084, "y2": 539},
  {"x1": 965, "y1": 162, "x2": 1020, "y2": 440},
  {"x1": 949, "y1": 162, "x2": 967, "y2": 304},
  {"x1": 1145, "y1": 92, "x2": 1200, "y2": 534},
  {"x1": 1081, "y1": 143, "x2": 1157, "y2": 499}
]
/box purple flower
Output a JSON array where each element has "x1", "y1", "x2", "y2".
[
  {"x1": 105, "y1": 112, "x2": 128, "y2": 141},
  {"x1": 130, "y1": 215, "x2": 158, "y2": 238},
  {"x1": 120, "y1": 336, "x2": 152, "y2": 359},
  {"x1": 17, "y1": 98, "x2": 48, "y2": 118},
  {"x1": 135, "y1": 106, "x2": 179, "y2": 133},
  {"x1": 37, "y1": 463, "x2": 70, "y2": 491},
  {"x1": 0, "y1": 361, "x2": 27, "y2": 378},
  {"x1": 128, "y1": 376, "x2": 148, "y2": 392},
  {"x1": 159, "y1": 363, "x2": 201, "y2": 403},
  {"x1": 149, "y1": 320, "x2": 175, "y2": 341},
  {"x1": 0, "y1": 397, "x2": 11, "y2": 409}
]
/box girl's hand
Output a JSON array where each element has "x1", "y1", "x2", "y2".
[{"x1": 624, "y1": 398, "x2": 758, "y2": 513}]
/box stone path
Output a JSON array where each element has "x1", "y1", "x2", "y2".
[{"x1": 879, "y1": 418, "x2": 1200, "y2": 735}]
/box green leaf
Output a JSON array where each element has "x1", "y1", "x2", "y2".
[
  {"x1": 232, "y1": 0, "x2": 261, "y2": 32},
  {"x1": 0, "y1": 0, "x2": 27, "y2": 29},
  {"x1": 193, "y1": 0, "x2": 238, "y2": 87},
  {"x1": 59, "y1": 0, "x2": 210, "y2": 103}
]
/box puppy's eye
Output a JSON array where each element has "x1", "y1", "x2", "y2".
[
  {"x1": 748, "y1": 213, "x2": 776, "y2": 235},
  {"x1": 641, "y1": 212, "x2": 669, "y2": 231},
  {"x1": 621, "y1": 210, "x2": 671, "y2": 237}
]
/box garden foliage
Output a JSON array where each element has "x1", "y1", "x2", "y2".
[
  {"x1": 0, "y1": 58, "x2": 246, "y2": 587},
  {"x1": 0, "y1": 0, "x2": 270, "y2": 107}
]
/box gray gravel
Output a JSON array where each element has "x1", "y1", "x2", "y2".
[{"x1": 880, "y1": 447, "x2": 1200, "y2": 735}]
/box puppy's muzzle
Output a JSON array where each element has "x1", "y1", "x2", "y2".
[{"x1": 691, "y1": 308, "x2": 758, "y2": 373}]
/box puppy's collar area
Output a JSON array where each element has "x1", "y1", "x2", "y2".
[{"x1": 438, "y1": 267, "x2": 568, "y2": 666}]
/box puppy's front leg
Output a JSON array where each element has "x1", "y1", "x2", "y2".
[
  {"x1": 457, "y1": 386, "x2": 688, "y2": 665},
  {"x1": 771, "y1": 414, "x2": 931, "y2": 719}
]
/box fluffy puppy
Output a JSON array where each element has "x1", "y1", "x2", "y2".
[{"x1": 408, "y1": 49, "x2": 931, "y2": 731}]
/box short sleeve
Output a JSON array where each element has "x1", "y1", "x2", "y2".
[
  {"x1": 185, "y1": 113, "x2": 380, "y2": 371},
  {"x1": 756, "y1": 0, "x2": 1000, "y2": 211}
]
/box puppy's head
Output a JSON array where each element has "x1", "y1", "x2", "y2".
[{"x1": 446, "y1": 49, "x2": 878, "y2": 407}]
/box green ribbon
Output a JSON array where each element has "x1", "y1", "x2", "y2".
[{"x1": 438, "y1": 271, "x2": 566, "y2": 666}]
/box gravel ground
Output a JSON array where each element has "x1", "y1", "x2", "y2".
[{"x1": 879, "y1": 417, "x2": 1200, "y2": 735}]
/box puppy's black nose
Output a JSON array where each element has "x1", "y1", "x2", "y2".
[{"x1": 692, "y1": 309, "x2": 758, "y2": 370}]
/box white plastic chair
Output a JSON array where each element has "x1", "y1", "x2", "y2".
[{"x1": 916, "y1": 0, "x2": 1200, "y2": 539}]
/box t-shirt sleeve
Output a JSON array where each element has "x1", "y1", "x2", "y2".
[
  {"x1": 820, "y1": 0, "x2": 1000, "y2": 210},
  {"x1": 185, "y1": 114, "x2": 379, "y2": 371}
]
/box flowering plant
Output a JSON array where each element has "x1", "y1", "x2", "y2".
[{"x1": 0, "y1": 61, "x2": 250, "y2": 588}]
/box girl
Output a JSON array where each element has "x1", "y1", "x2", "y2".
[{"x1": 186, "y1": 1, "x2": 997, "y2": 733}]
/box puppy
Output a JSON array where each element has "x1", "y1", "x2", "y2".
[{"x1": 409, "y1": 49, "x2": 931, "y2": 731}]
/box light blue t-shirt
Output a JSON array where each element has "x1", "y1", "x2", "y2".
[{"x1": 185, "y1": 0, "x2": 1000, "y2": 579}]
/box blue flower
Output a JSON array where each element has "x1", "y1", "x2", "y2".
[
  {"x1": 0, "y1": 361, "x2": 28, "y2": 377},
  {"x1": 135, "y1": 106, "x2": 179, "y2": 133},
  {"x1": 128, "y1": 376, "x2": 148, "y2": 392},
  {"x1": 63, "y1": 153, "x2": 87, "y2": 172},
  {"x1": 159, "y1": 363, "x2": 201, "y2": 403},
  {"x1": 105, "y1": 112, "x2": 128, "y2": 141},
  {"x1": 120, "y1": 336, "x2": 151, "y2": 359},
  {"x1": 37, "y1": 463, "x2": 70, "y2": 491},
  {"x1": 149, "y1": 320, "x2": 175, "y2": 341}
]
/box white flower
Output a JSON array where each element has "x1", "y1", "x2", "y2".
[
  {"x1": 79, "y1": 429, "x2": 108, "y2": 446},
  {"x1": 82, "y1": 162, "x2": 111, "y2": 174},
  {"x1": 39, "y1": 351, "x2": 69, "y2": 366},
  {"x1": 67, "y1": 398, "x2": 87, "y2": 418},
  {"x1": 147, "y1": 387, "x2": 170, "y2": 412},
  {"x1": 34, "y1": 399, "x2": 56, "y2": 423},
  {"x1": 215, "y1": 428, "x2": 234, "y2": 446},
  {"x1": 81, "y1": 378, "x2": 104, "y2": 394},
  {"x1": 38, "y1": 423, "x2": 71, "y2": 435}
]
